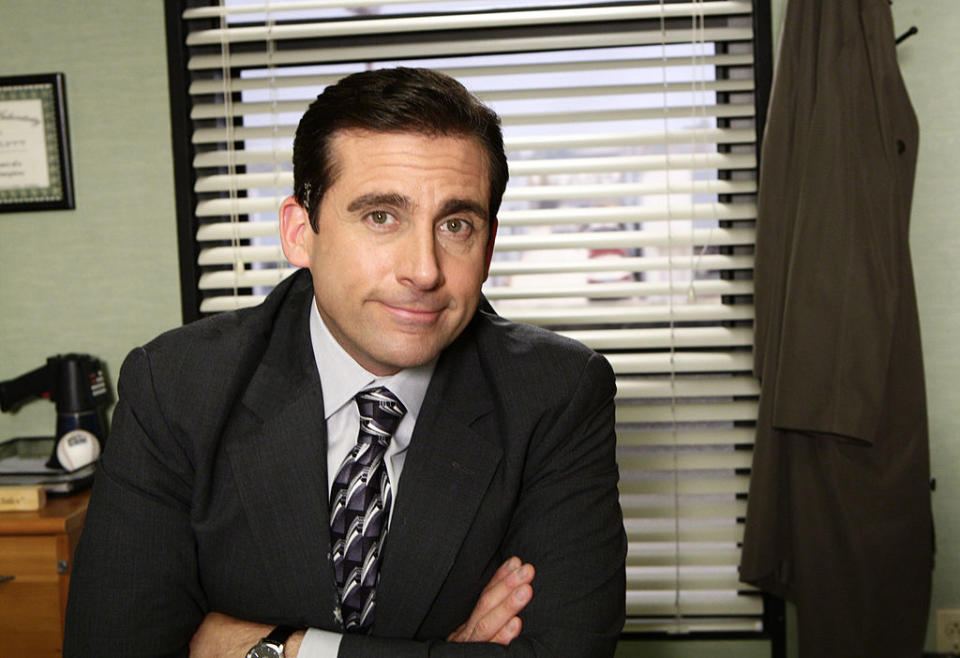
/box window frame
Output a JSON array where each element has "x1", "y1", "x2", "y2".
[{"x1": 163, "y1": 1, "x2": 781, "y2": 653}]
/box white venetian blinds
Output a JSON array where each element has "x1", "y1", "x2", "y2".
[{"x1": 176, "y1": 0, "x2": 764, "y2": 635}]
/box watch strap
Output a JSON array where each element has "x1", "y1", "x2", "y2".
[
  {"x1": 264, "y1": 625, "x2": 298, "y2": 646},
  {"x1": 246, "y1": 625, "x2": 299, "y2": 658}
]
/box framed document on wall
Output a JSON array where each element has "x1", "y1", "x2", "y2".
[{"x1": 0, "y1": 73, "x2": 75, "y2": 212}]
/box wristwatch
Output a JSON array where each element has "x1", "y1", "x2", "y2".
[{"x1": 245, "y1": 625, "x2": 298, "y2": 658}]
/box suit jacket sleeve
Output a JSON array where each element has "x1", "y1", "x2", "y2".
[
  {"x1": 64, "y1": 346, "x2": 206, "y2": 656},
  {"x1": 339, "y1": 352, "x2": 626, "y2": 657}
]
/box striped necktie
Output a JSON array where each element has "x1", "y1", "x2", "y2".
[{"x1": 329, "y1": 387, "x2": 405, "y2": 632}]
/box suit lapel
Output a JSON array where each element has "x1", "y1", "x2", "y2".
[
  {"x1": 224, "y1": 277, "x2": 343, "y2": 629},
  {"x1": 374, "y1": 328, "x2": 502, "y2": 637}
]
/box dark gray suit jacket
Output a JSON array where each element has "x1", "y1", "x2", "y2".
[{"x1": 64, "y1": 269, "x2": 626, "y2": 657}]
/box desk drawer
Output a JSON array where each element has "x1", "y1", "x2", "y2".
[{"x1": 0, "y1": 535, "x2": 62, "y2": 656}]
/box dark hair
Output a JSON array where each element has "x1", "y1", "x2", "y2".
[{"x1": 293, "y1": 67, "x2": 508, "y2": 233}]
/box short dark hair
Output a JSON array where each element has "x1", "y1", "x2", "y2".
[{"x1": 293, "y1": 67, "x2": 508, "y2": 233}]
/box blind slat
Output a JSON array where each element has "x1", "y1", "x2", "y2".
[
  {"x1": 188, "y1": 53, "x2": 757, "y2": 95},
  {"x1": 485, "y1": 279, "x2": 754, "y2": 301},
  {"x1": 197, "y1": 293, "x2": 759, "y2": 325},
  {"x1": 199, "y1": 254, "x2": 749, "y2": 290},
  {"x1": 187, "y1": 27, "x2": 754, "y2": 70},
  {"x1": 498, "y1": 304, "x2": 754, "y2": 328},
  {"x1": 623, "y1": 517, "x2": 746, "y2": 540},
  {"x1": 193, "y1": 185, "x2": 756, "y2": 215},
  {"x1": 190, "y1": 78, "x2": 755, "y2": 120},
  {"x1": 617, "y1": 429, "x2": 755, "y2": 447},
  {"x1": 626, "y1": 591, "x2": 763, "y2": 617},
  {"x1": 627, "y1": 540, "x2": 743, "y2": 557},
  {"x1": 618, "y1": 450, "x2": 754, "y2": 471},
  {"x1": 190, "y1": 127, "x2": 757, "y2": 168},
  {"x1": 489, "y1": 254, "x2": 754, "y2": 277},
  {"x1": 192, "y1": 202, "x2": 755, "y2": 237},
  {"x1": 185, "y1": 3, "x2": 752, "y2": 46},
  {"x1": 189, "y1": 102, "x2": 756, "y2": 144},
  {"x1": 195, "y1": 256, "x2": 755, "y2": 290},
  {"x1": 493, "y1": 227, "x2": 756, "y2": 251},
  {"x1": 621, "y1": 500, "x2": 747, "y2": 520},
  {"x1": 616, "y1": 401, "x2": 758, "y2": 424},
  {"x1": 607, "y1": 352, "x2": 755, "y2": 375},
  {"x1": 193, "y1": 154, "x2": 756, "y2": 193},
  {"x1": 623, "y1": 618, "x2": 762, "y2": 633},
  {"x1": 585, "y1": 329, "x2": 755, "y2": 352},
  {"x1": 195, "y1": 227, "x2": 755, "y2": 264},
  {"x1": 619, "y1": 476, "x2": 750, "y2": 496},
  {"x1": 184, "y1": 0, "x2": 464, "y2": 19},
  {"x1": 627, "y1": 567, "x2": 746, "y2": 590}
]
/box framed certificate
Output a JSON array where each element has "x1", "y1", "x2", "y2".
[{"x1": 0, "y1": 73, "x2": 75, "y2": 212}]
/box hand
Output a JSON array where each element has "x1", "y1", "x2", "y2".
[
  {"x1": 447, "y1": 556, "x2": 535, "y2": 645},
  {"x1": 189, "y1": 612, "x2": 304, "y2": 657}
]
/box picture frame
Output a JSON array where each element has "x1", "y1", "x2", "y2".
[{"x1": 0, "y1": 73, "x2": 75, "y2": 212}]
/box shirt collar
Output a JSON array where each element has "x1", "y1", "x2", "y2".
[{"x1": 308, "y1": 299, "x2": 435, "y2": 423}]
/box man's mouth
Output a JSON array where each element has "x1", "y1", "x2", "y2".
[{"x1": 379, "y1": 301, "x2": 445, "y2": 325}]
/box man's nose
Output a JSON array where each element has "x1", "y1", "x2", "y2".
[{"x1": 397, "y1": 224, "x2": 444, "y2": 290}]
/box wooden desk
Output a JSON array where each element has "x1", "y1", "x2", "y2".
[{"x1": 0, "y1": 489, "x2": 90, "y2": 656}]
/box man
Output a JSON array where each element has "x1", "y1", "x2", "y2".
[{"x1": 65, "y1": 68, "x2": 626, "y2": 657}]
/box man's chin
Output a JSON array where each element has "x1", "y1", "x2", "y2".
[
  {"x1": 377, "y1": 349, "x2": 441, "y2": 372},
  {"x1": 369, "y1": 336, "x2": 451, "y2": 373}
]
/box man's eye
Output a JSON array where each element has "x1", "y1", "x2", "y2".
[
  {"x1": 367, "y1": 210, "x2": 393, "y2": 225},
  {"x1": 442, "y1": 218, "x2": 470, "y2": 235}
]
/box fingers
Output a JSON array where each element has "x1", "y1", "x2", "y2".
[
  {"x1": 471, "y1": 583, "x2": 531, "y2": 643},
  {"x1": 476, "y1": 556, "x2": 524, "y2": 602},
  {"x1": 490, "y1": 616, "x2": 522, "y2": 645},
  {"x1": 447, "y1": 557, "x2": 535, "y2": 645},
  {"x1": 475, "y1": 559, "x2": 535, "y2": 627},
  {"x1": 483, "y1": 556, "x2": 522, "y2": 592}
]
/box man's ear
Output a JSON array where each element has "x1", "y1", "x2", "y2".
[
  {"x1": 482, "y1": 217, "x2": 498, "y2": 281},
  {"x1": 279, "y1": 195, "x2": 312, "y2": 268}
]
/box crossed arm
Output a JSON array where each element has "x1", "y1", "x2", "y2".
[{"x1": 189, "y1": 557, "x2": 536, "y2": 656}]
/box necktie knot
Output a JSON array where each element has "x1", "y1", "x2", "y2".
[{"x1": 355, "y1": 387, "x2": 406, "y2": 445}]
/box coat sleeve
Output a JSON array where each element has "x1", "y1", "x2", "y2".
[
  {"x1": 338, "y1": 352, "x2": 627, "y2": 657},
  {"x1": 64, "y1": 347, "x2": 206, "y2": 657}
]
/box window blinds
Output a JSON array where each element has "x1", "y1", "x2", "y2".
[{"x1": 173, "y1": 0, "x2": 767, "y2": 635}]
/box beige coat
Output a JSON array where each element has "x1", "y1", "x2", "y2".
[{"x1": 740, "y1": 0, "x2": 934, "y2": 655}]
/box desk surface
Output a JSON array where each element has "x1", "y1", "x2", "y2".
[{"x1": 0, "y1": 489, "x2": 90, "y2": 536}]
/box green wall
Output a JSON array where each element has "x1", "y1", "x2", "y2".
[
  {"x1": 890, "y1": 0, "x2": 960, "y2": 652},
  {"x1": 0, "y1": 1, "x2": 181, "y2": 439},
  {"x1": 0, "y1": 2, "x2": 956, "y2": 656}
]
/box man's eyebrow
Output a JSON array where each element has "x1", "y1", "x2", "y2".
[
  {"x1": 346, "y1": 192, "x2": 411, "y2": 213},
  {"x1": 347, "y1": 193, "x2": 489, "y2": 224},
  {"x1": 437, "y1": 198, "x2": 489, "y2": 223}
]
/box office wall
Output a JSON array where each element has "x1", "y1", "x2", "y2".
[
  {"x1": 0, "y1": 2, "x2": 181, "y2": 439},
  {"x1": 889, "y1": 0, "x2": 960, "y2": 652},
  {"x1": 0, "y1": 2, "x2": 956, "y2": 656}
]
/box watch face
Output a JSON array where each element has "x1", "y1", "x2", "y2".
[{"x1": 247, "y1": 644, "x2": 281, "y2": 658}]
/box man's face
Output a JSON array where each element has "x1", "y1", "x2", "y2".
[{"x1": 292, "y1": 129, "x2": 492, "y2": 376}]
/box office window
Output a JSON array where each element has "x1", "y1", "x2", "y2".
[{"x1": 166, "y1": 0, "x2": 775, "y2": 638}]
